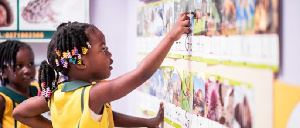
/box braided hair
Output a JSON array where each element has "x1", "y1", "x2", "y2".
[
  {"x1": 0, "y1": 40, "x2": 33, "y2": 86},
  {"x1": 38, "y1": 22, "x2": 95, "y2": 101}
]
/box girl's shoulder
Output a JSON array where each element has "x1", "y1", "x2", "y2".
[{"x1": 0, "y1": 86, "x2": 37, "y2": 104}]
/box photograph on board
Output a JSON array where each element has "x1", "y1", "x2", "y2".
[
  {"x1": 192, "y1": 72, "x2": 206, "y2": 117},
  {"x1": 205, "y1": 75, "x2": 220, "y2": 122},
  {"x1": 148, "y1": 2, "x2": 164, "y2": 36},
  {"x1": 163, "y1": 0, "x2": 174, "y2": 35},
  {"x1": 157, "y1": 66, "x2": 168, "y2": 99},
  {"x1": 254, "y1": 0, "x2": 279, "y2": 34},
  {"x1": 0, "y1": 0, "x2": 17, "y2": 30},
  {"x1": 235, "y1": 0, "x2": 256, "y2": 34},
  {"x1": 233, "y1": 84, "x2": 254, "y2": 128},
  {"x1": 182, "y1": 70, "x2": 194, "y2": 113},
  {"x1": 172, "y1": 69, "x2": 182, "y2": 107},
  {"x1": 219, "y1": 0, "x2": 237, "y2": 35},
  {"x1": 19, "y1": 0, "x2": 89, "y2": 30},
  {"x1": 164, "y1": 66, "x2": 175, "y2": 103},
  {"x1": 0, "y1": 0, "x2": 14, "y2": 27},
  {"x1": 218, "y1": 79, "x2": 235, "y2": 127},
  {"x1": 193, "y1": 0, "x2": 208, "y2": 35}
]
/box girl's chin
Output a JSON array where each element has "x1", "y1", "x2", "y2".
[{"x1": 23, "y1": 79, "x2": 33, "y2": 85}]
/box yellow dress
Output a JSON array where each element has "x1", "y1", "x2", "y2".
[
  {"x1": 0, "y1": 86, "x2": 38, "y2": 128},
  {"x1": 49, "y1": 80, "x2": 114, "y2": 128}
]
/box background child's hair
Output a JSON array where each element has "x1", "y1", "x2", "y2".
[
  {"x1": 38, "y1": 22, "x2": 95, "y2": 101},
  {"x1": 0, "y1": 40, "x2": 32, "y2": 86}
]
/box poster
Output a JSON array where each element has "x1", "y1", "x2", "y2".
[{"x1": 0, "y1": 0, "x2": 89, "y2": 42}]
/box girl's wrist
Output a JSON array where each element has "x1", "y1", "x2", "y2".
[{"x1": 164, "y1": 34, "x2": 176, "y2": 44}]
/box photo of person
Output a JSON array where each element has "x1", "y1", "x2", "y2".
[
  {"x1": 235, "y1": 0, "x2": 256, "y2": 34},
  {"x1": 193, "y1": 72, "x2": 205, "y2": 116},
  {"x1": 254, "y1": 0, "x2": 279, "y2": 34},
  {"x1": 218, "y1": 79, "x2": 235, "y2": 127},
  {"x1": 0, "y1": 0, "x2": 13, "y2": 27},
  {"x1": 172, "y1": 69, "x2": 182, "y2": 107},
  {"x1": 205, "y1": 75, "x2": 220, "y2": 121},
  {"x1": 233, "y1": 84, "x2": 254, "y2": 128},
  {"x1": 182, "y1": 70, "x2": 193, "y2": 113}
]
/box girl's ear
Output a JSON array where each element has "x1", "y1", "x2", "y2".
[
  {"x1": 74, "y1": 64, "x2": 87, "y2": 70},
  {"x1": 74, "y1": 55, "x2": 88, "y2": 70}
]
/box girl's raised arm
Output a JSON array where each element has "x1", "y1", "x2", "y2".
[
  {"x1": 13, "y1": 96, "x2": 52, "y2": 128},
  {"x1": 90, "y1": 12, "x2": 191, "y2": 110}
]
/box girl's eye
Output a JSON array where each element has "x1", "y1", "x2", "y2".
[
  {"x1": 16, "y1": 65, "x2": 22, "y2": 69},
  {"x1": 102, "y1": 47, "x2": 107, "y2": 52},
  {"x1": 29, "y1": 62, "x2": 34, "y2": 67}
]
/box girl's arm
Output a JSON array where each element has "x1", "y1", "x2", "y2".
[
  {"x1": 113, "y1": 102, "x2": 164, "y2": 128},
  {"x1": 12, "y1": 96, "x2": 52, "y2": 128},
  {"x1": 90, "y1": 12, "x2": 191, "y2": 111},
  {"x1": 0, "y1": 96, "x2": 5, "y2": 128}
]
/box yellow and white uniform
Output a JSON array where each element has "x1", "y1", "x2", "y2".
[
  {"x1": 49, "y1": 80, "x2": 114, "y2": 128},
  {"x1": 0, "y1": 86, "x2": 38, "y2": 128}
]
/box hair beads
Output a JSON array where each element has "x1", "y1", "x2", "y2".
[{"x1": 55, "y1": 42, "x2": 90, "y2": 69}]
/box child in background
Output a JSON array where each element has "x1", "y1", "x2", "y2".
[
  {"x1": 13, "y1": 12, "x2": 191, "y2": 128},
  {"x1": 0, "y1": 40, "x2": 38, "y2": 128}
]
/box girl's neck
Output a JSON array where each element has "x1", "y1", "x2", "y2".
[
  {"x1": 67, "y1": 76, "x2": 93, "y2": 83},
  {"x1": 6, "y1": 84, "x2": 30, "y2": 97}
]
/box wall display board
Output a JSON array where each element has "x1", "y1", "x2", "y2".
[
  {"x1": 136, "y1": 0, "x2": 278, "y2": 128},
  {"x1": 0, "y1": 0, "x2": 89, "y2": 42},
  {"x1": 137, "y1": 0, "x2": 279, "y2": 71}
]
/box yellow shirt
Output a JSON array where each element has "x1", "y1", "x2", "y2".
[
  {"x1": 0, "y1": 86, "x2": 38, "y2": 128},
  {"x1": 49, "y1": 80, "x2": 114, "y2": 128}
]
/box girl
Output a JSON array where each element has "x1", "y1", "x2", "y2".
[
  {"x1": 13, "y1": 12, "x2": 191, "y2": 128},
  {"x1": 0, "y1": 40, "x2": 38, "y2": 128}
]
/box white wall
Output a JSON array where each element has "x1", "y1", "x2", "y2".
[
  {"x1": 277, "y1": 0, "x2": 300, "y2": 86},
  {"x1": 89, "y1": 0, "x2": 143, "y2": 116}
]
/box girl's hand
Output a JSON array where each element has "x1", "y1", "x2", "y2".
[
  {"x1": 147, "y1": 102, "x2": 164, "y2": 128},
  {"x1": 166, "y1": 12, "x2": 191, "y2": 42}
]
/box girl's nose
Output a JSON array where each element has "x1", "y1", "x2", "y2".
[
  {"x1": 106, "y1": 51, "x2": 112, "y2": 58},
  {"x1": 23, "y1": 66, "x2": 34, "y2": 74},
  {"x1": 105, "y1": 48, "x2": 112, "y2": 58}
]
